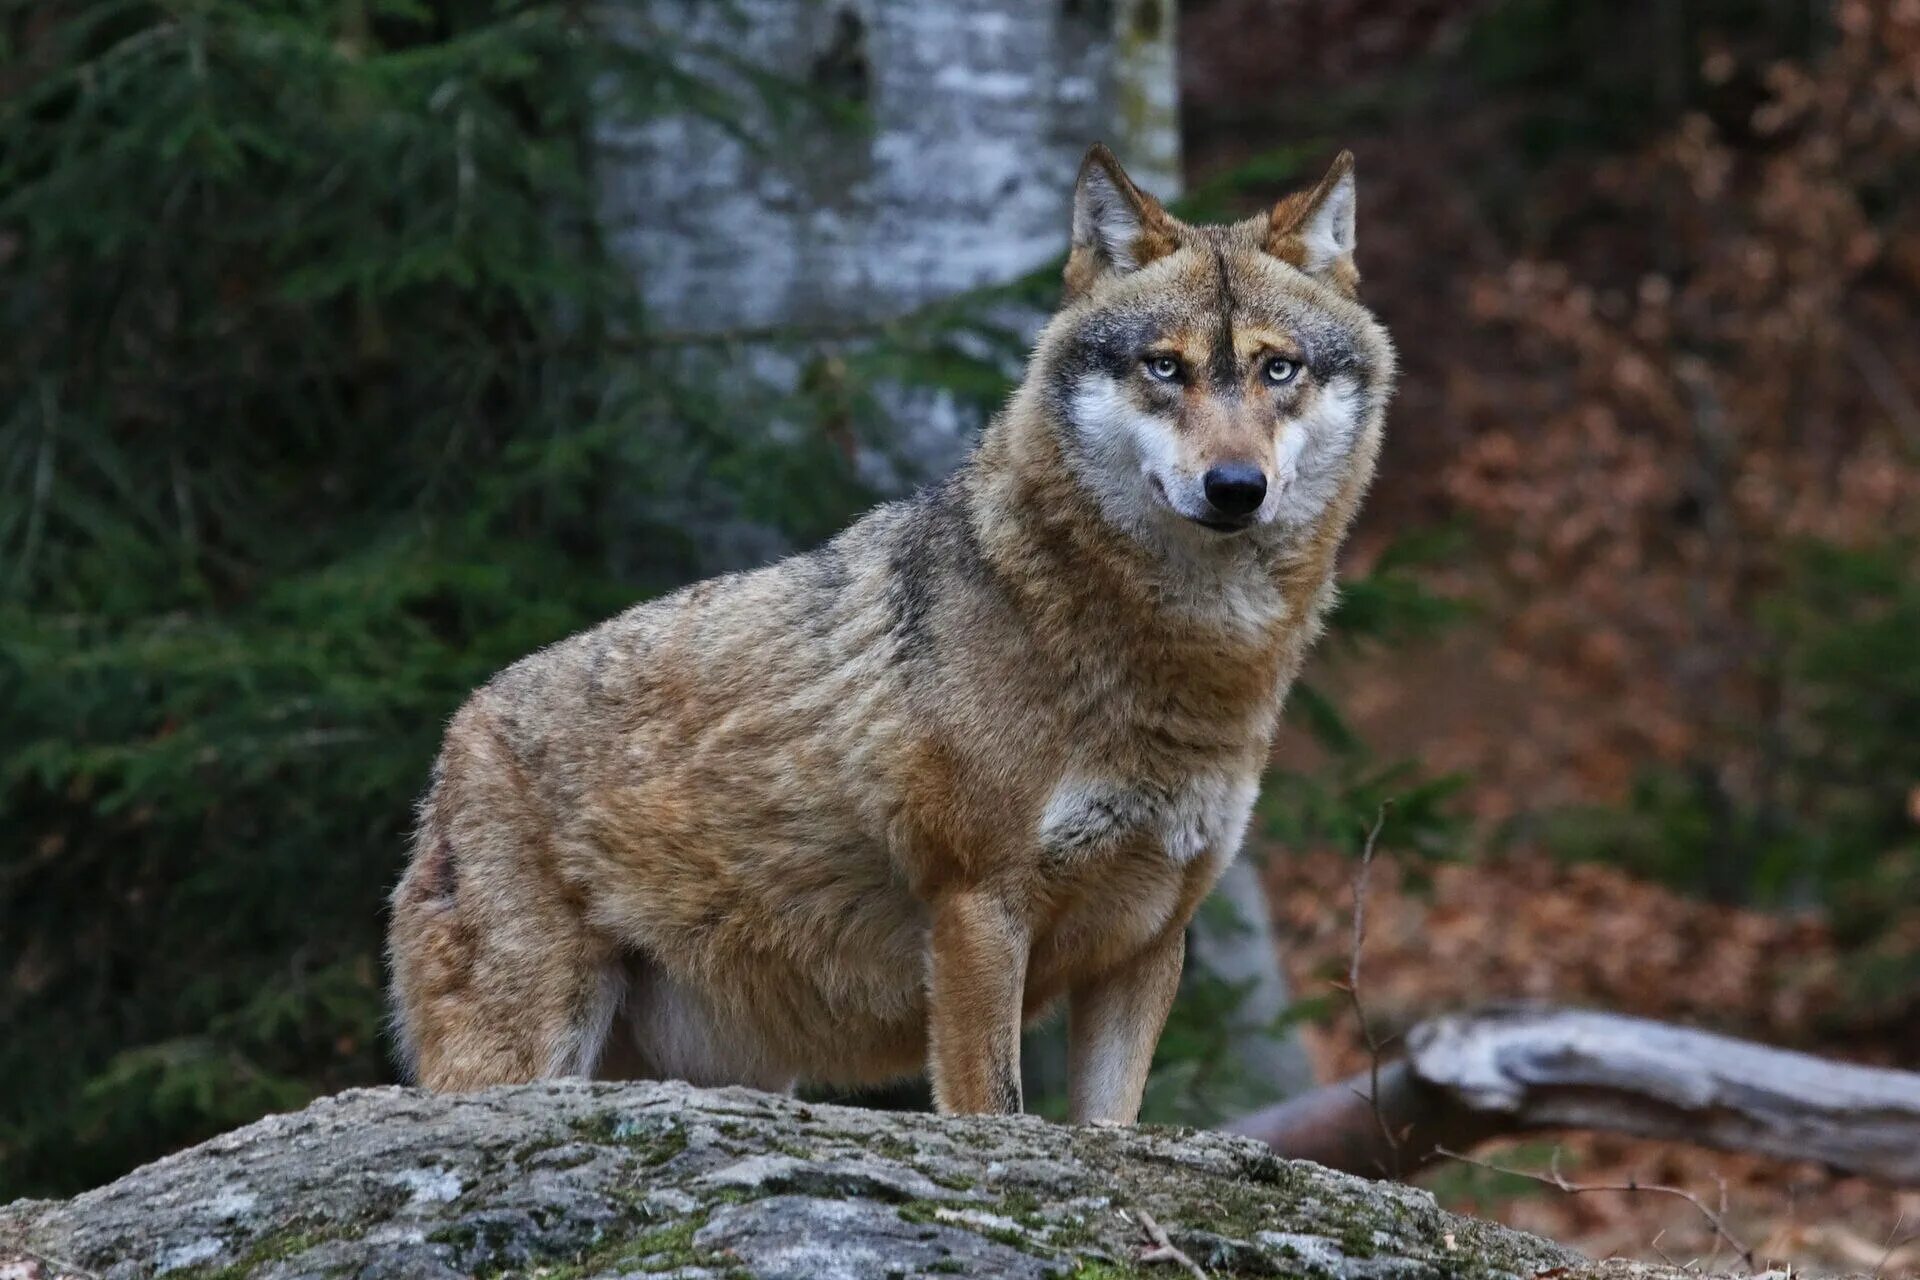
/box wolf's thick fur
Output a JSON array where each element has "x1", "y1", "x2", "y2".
[{"x1": 388, "y1": 145, "x2": 1395, "y2": 1121}]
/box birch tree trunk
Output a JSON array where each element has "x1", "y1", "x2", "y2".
[
  {"x1": 596, "y1": 0, "x2": 1181, "y2": 336},
  {"x1": 595, "y1": 0, "x2": 1183, "y2": 535},
  {"x1": 1185, "y1": 856, "x2": 1321, "y2": 1104}
]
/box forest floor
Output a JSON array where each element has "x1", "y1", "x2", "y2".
[
  {"x1": 1263, "y1": 844, "x2": 1920, "y2": 1276},
  {"x1": 1177, "y1": 3, "x2": 1920, "y2": 1271}
]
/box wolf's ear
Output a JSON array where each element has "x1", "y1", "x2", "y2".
[
  {"x1": 1265, "y1": 151, "x2": 1359, "y2": 295},
  {"x1": 1066, "y1": 143, "x2": 1177, "y2": 297}
]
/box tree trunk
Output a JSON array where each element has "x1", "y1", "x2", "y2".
[
  {"x1": 592, "y1": 0, "x2": 1187, "y2": 576},
  {"x1": 1184, "y1": 856, "x2": 1319, "y2": 1108},
  {"x1": 596, "y1": 0, "x2": 1180, "y2": 336}
]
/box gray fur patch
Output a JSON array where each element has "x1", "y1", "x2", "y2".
[
  {"x1": 1208, "y1": 246, "x2": 1240, "y2": 390},
  {"x1": 883, "y1": 475, "x2": 988, "y2": 665}
]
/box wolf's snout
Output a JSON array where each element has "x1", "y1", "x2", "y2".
[{"x1": 1201, "y1": 464, "x2": 1267, "y2": 519}]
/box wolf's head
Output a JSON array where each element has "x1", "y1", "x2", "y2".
[{"x1": 1028, "y1": 145, "x2": 1395, "y2": 548}]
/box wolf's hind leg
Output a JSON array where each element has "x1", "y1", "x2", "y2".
[
  {"x1": 388, "y1": 841, "x2": 623, "y2": 1089},
  {"x1": 388, "y1": 827, "x2": 623, "y2": 1090},
  {"x1": 387, "y1": 714, "x2": 622, "y2": 1090}
]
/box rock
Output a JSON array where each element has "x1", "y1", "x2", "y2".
[{"x1": 0, "y1": 1080, "x2": 1718, "y2": 1278}]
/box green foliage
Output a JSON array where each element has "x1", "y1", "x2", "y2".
[
  {"x1": 1463, "y1": 0, "x2": 1822, "y2": 163},
  {"x1": 1542, "y1": 541, "x2": 1920, "y2": 897},
  {"x1": 1258, "y1": 530, "x2": 1472, "y2": 861},
  {"x1": 0, "y1": 0, "x2": 883, "y2": 1199},
  {"x1": 1768, "y1": 542, "x2": 1920, "y2": 857}
]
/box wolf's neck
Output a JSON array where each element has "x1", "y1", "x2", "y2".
[
  {"x1": 951, "y1": 418, "x2": 1310, "y2": 757},
  {"x1": 961, "y1": 398, "x2": 1333, "y2": 666}
]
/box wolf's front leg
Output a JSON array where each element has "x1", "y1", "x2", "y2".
[
  {"x1": 1066, "y1": 927, "x2": 1186, "y2": 1124},
  {"x1": 926, "y1": 888, "x2": 1029, "y2": 1114}
]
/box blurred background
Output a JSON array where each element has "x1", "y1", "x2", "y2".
[{"x1": 3, "y1": 0, "x2": 1917, "y2": 1269}]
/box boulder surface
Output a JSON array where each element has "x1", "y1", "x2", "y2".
[{"x1": 0, "y1": 1081, "x2": 1726, "y2": 1278}]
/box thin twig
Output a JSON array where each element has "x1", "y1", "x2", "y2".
[
  {"x1": 1649, "y1": 1230, "x2": 1703, "y2": 1273},
  {"x1": 0, "y1": 1234, "x2": 104, "y2": 1280},
  {"x1": 1874, "y1": 1210, "x2": 1910, "y2": 1279},
  {"x1": 1846, "y1": 329, "x2": 1920, "y2": 454},
  {"x1": 1706, "y1": 1173, "x2": 1731, "y2": 1272},
  {"x1": 1434, "y1": 1146, "x2": 1757, "y2": 1272},
  {"x1": 1134, "y1": 1209, "x2": 1209, "y2": 1280},
  {"x1": 1649, "y1": 1228, "x2": 1701, "y2": 1273},
  {"x1": 11, "y1": 381, "x2": 57, "y2": 590},
  {"x1": 1337, "y1": 803, "x2": 1398, "y2": 1177}
]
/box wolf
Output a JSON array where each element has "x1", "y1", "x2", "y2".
[{"x1": 387, "y1": 144, "x2": 1395, "y2": 1122}]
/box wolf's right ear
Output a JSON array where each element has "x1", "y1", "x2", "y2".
[
  {"x1": 1065, "y1": 144, "x2": 1177, "y2": 298},
  {"x1": 1265, "y1": 151, "x2": 1360, "y2": 295}
]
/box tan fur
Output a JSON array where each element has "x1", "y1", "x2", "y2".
[{"x1": 387, "y1": 145, "x2": 1395, "y2": 1122}]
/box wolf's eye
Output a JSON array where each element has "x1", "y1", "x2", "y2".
[
  {"x1": 1264, "y1": 356, "x2": 1300, "y2": 385},
  {"x1": 1144, "y1": 355, "x2": 1183, "y2": 382}
]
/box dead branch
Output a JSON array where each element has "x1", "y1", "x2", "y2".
[
  {"x1": 1225, "y1": 1004, "x2": 1920, "y2": 1187},
  {"x1": 1874, "y1": 1210, "x2": 1910, "y2": 1279},
  {"x1": 1336, "y1": 803, "x2": 1399, "y2": 1177},
  {"x1": 1223, "y1": 1057, "x2": 1487, "y2": 1181},
  {"x1": 1132, "y1": 1208, "x2": 1210, "y2": 1280}
]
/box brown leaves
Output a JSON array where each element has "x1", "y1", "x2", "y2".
[
  {"x1": 1324, "y1": 4, "x2": 1920, "y2": 831},
  {"x1": 1193, "y1": 0, "x2": 1920, "y2": 1271},
  {"x1": 1265, "y1": 851, "x2": 1841, "y2": 1075}
]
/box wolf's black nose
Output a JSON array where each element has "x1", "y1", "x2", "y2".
[{"x1": 1202, "y1": 464, "x2": 1267, "y2": 518}]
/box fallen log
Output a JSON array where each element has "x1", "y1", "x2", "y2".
[{"x1": 1225, "y1": 1004, "x2": 1920, "y2": 1185}]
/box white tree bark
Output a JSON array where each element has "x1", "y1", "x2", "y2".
[
  {"x1": 1186, "y1": 856, "x2": 1320, "y2": 1105},
  {"x1": 591, "y1": 1, "x2": 1185, "y2": 563},
  {"x1": 596, "y1": 0, "x2": 1181, "y2": 335}
]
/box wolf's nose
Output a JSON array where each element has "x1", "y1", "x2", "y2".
[{"x1": 1202, "y1": 464, "x2": 1267, "y2": 518}]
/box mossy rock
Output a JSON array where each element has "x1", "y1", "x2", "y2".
[{"x1": 0, "y1": 1081, "x2": 1722, "y2": 1279}]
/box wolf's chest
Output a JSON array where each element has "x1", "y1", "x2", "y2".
[{"x1": 1035, "y1": 770, "x2": 1259, "y2": 866}]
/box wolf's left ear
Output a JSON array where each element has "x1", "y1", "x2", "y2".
[
  {"x1": 1265, "y1": 151, "x2": 1359, "y2": 295},
  {"x1": 1066, "y1": 143, "x2": 1178, "y2": 297}
]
